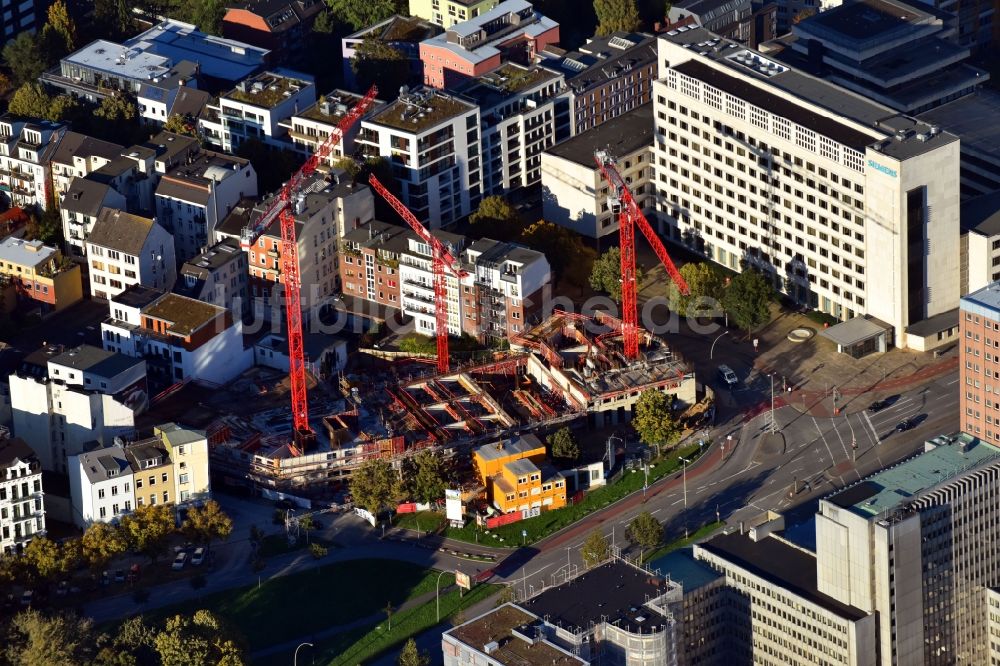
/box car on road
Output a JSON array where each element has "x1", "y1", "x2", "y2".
[
  {"x1": 20, "y1": 591, "x2": 32, "y2": 607},
  {"x1": 717, "y1": 365, "x2": 738, "y2": 388},
  {"x1": 114, "y1": 569, "x2": 125, "y2": 583},
  {"x1": 896, "y1": 419, "x2": 915, "y2": 432},
  {"x1": 868, "y1": 400, "x2": 886, "y2": 413},
  {"x1": 191, "y1": 547, "x2": 206, "y2": 566},
  {"x1": 171, "y1": 552, "x2": 188, "y2": 571}
]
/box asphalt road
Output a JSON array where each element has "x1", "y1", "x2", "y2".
[{"x1": 487, "y1": 367, "x2": 960, "y2": 588}]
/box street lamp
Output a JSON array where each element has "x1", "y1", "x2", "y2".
[
  {"x1": 709, "y1": 331, "x2": 728, "y2": 360},
  {"x1": 435, "y1": 570, "x2": 448, "y2": 622},
  {"x1": 679, "y1": 456, "x2": 691, "y2": 507},
  {"x1": 642, "y1": 463, "x2": 649, "y2": 497},
  {"x1": 294, "y1": 642, "x2": 313, "y2": 666}
]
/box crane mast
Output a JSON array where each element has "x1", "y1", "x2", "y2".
[
  {"x1": 594, "y1": 150, "x2": 690, "y2": 359},
  {"x1": 368, "y1": 174, "x2": 468, "y2": 374},
  {"x1": 240, "y1": 85, "x2": 377, "y2": 447}
]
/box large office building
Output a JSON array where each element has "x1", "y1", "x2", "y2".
[
  {"x1": 358, "y1": 87, "x2": 481, "y2": 227},
  {"x1": 653, "y1": 26, "x2": 962, "y2": 350},
  {"x1": 959, "y1": 283, "x2": 1000, "y2": 440}
]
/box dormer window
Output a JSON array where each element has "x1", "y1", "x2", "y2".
[
  {"x1": 143, "y1": 457, "x2": 161, "y2": 468},
  {"x1": 107, "y1": 467, "x2": 118, "y2": 477}
]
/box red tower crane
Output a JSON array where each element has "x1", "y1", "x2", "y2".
[
  {"x1": 240, "y1": 85, "x2": 378, "y2": 447},
  {"x1": 594, "y1": 150, "x2": 690, "y2": 359},
  {"x1": 367, "y1": 174, "x2": 468, "y2": 374}
]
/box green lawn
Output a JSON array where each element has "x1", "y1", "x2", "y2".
[
  {"x1": 143, "y1": 560, "x2": 449, "y2": 651},
  {"x1": 642, "y1": 520, "x2": 725, "y2": 564},
  {"x1": 394, "y1": 442, "x2": 710, "y2": 547},
  {"x1": 257, "y1": 534, "x2": 339, "y2": 558},
  {"x1": 286, "y1": 583, "x2": 499, "y2": 666}
]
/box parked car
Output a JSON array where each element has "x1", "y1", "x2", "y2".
[
  {"x1": 717, "y1": 365, "x2": 738, "y2": 388},
  {"x1": 191, "y1": 547, "x2": 206, "y2": 566},
  {"x1": 114, "y1": 569, "x2": 125, "y2": 583},
  {"x1": 868, "y1": 400, "x2": 886, "y2": 413},
  {"x1": 172, "y1": 552, "x2": 188, "y2": 571},
  {"x1": 20, "y1": 591, "x2": 32, "y2": 607},
  {"x1": 896, "y1": 419, "x2": 914, "y2": 432}
]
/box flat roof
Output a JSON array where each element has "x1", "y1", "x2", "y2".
[
  {"x1": 457, "y1": 63, "x2": 560, "y2": 110},
  {"x1": 917, "y1": 89, "x2": 1000, "y2": 163},
  {"x1": 546, "y1": 103, "x2": 652, "y2": 167},
  {"x1": 225, "y1": 69, "x2": 314, "y2": 109},
  {"x1": 142, "y1": 293, "x2": 225, "y2": 337},
  {"x1": 963, "y1": 282, "x2": 1000, "y2": 316},
  {"x1": 0, "y1": 237, "x2": 57, "y2": 268},
  {"x1": 964, "y1": 190, "x2": 1000, "y2": 236},
  {"x1": 820, "y1": 316, "x2": 889, "y2": 346},
  {"x1": 127, "y1": 19, "x2": 269, "y2": 82},
  {"x1": 826, "y1": 432, "x2": 1000, "y2": 517},
  {"x1": 181, "y1": 237, "x2": 243, "y2": 276},
  {"x1": 347, "y1": 14, "x2": 441, "y2": 42},
  {"x1": 111, "y1": 284, "x2": 163, "y2": 310},
  {"x1": 424, "y1": 0, "x2": 558, "y2": 67},
  {"x1": 521, "y1": 560, "x2": 678, "y2": 633},
  {"x1": 50, "y1": 345, "x2": 143, "y2": 378},
  {"x1": 65, "y1": 39, "x2": 175, "y2": 82},
  {"x1": 297, "y1": 89, "x2": 384, "y2": 125},
  {"x1": 367, "y1": 89, "x2": 475, "y2": 132},
  {"x1": 699, "y1": 532, "x2": 868, "y2": 621},
  {"x1": 648, "y1": 547, "x2": 722, "y2": 590},
  {"x1": 475, "y1": 434, "x2": 544, "y2": 463},
  {"x1": 808, "y1": 0, "x2": 932, "y2": 41},
  {"x1": 446, "y1": 605, "x2": 585, "y2": 665}
]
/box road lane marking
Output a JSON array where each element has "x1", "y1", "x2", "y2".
[{"x1": 812, "y1": 416, "x2": 836, "y2": 464}]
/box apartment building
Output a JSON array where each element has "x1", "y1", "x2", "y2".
[
  {"x1": 60, "y1": 179, "x2": 127, "y2": 260},
  {"x1": 409, "y1": 0, "x2": 500, "y2": 28},
  {"x1": 222, "y1": 0, "x2": 324, "y2": 63},
  {"x1": 358, "y1": 88, "x2": 481, "y2": 227},
  {"x1": 653, "y1": 26, "x2": 962, "y2": 349},
  {"x1": 456, "y1": 62, "x2": 564, "y2": 195},
  {"x1": 68, "y1": 445, "x2": 134, "y2": 527},
  {"x1": 693, "y1": 527, "x2": 878, "y2": 665},
  {"x1": 155, "y1": 422, "x2": 211, "y2": 504},
  {"x1": 280, "y1": 90, "x2": 385, "y2": 167},
  {"x1": 419, "y1": 0, "x2": 560, "y2": 89},
  {"x1": 102, "y1": 286, "x2": 252, "y2": 387},
  {"x1": 0, "y1": 237, "x2": 83, "y2": 312},
  {"x1": 174, "y1": 237, "x2": 249, "y2": 317},
  {"x1": 815, "y1": 432, "x2": 1000, "y2": 664},
  {"x1": 10, "y1": 344, "x2": 147, "y2": 474},
  {"x1": 217, "y1": 172, "x2": 373, "y2": 323},
  {"x1": 339, "y1": 219, "x2": 411, "y2": 311},
  {"x1": 49, "y1": 132, "x2": 124, "y2": 201},
  {"x1": 341, "y1": 15, "x2": 442, "y2": 89},
  {"x1": 200, "y1": 69, "x2": 317, "y2": 153},
  {"x1": 42, "y1": 19, "x2": 270, "y2": 120},
  {"x1": 959, "y1": 283, "x2": 1000, "y2": 439},
  {"x1": 541, "y1": 104, "x2": 654, "y2": 239},
  {"x1": 473, "y1": 436, "x2": 566, "y2": 515},
  {"x1": 125, "y1": 438, "x2": 175, "y2": 510},
  {"x1": 0, "y1": 115, "x2": 67, "y2": 210},
  {"x1": 87, "y1": 209, "x2": 177, "y2": 300},
  {"x1": 540, "y1": 31, "x2": 657, "y2": 138},
  {"x1": 154, "y1": 151, "x2": 258, "y2": 261},
  {"x1": 0, "y1": 437, "x2": 45, "y2": 555}
]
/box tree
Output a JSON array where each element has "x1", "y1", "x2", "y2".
[
  {"x1": 22, "y1": 537, "x2": 61, "y2": 583},
  {"x1": 409, "y1": 450, "x2": 445, "y2": 505},
  {"x1": 5, "y1": 609, "x2": 96, "y2": 666},
  {"x1": 351, "y1": 37, "x2": 411, "y2": 101},
  {"x1": 119, "y1": 504, "x2": 176, "y2": 563},
  {"x1": 94, "y1": 0, "x2": 134, "y2": 37},
  {"x1": 81, "y1": 522, "x2": 128, "y2": 572},
  {"x1": 298, "y1": 513, "x2": 315, "y2": 543},
  {"x1": 547, "y1": 427, "x2": 580, "y2": 462},
  {"x1": 8, "y1": 83, "x2": 52, "y2": 120},
  {"x1": 721, "y1": 268, "x2": 773, "y2": 334},
  {"x1": 94, "y1": 91, "x2": 139, "y2": 122},
  {"x1": 327, "y1": 0, "x2": 401, "y2": 31},
  {"x1": 594, "y1": 0, "x2": 641, "y2": 36},
  {"x1": 632, "y1": 389, "x2": 679, "y2": 456},
  {"x1": 398, "y1": 638, "x2": 430, "y2": 666},
  {"x1": 164, "y1": 113, "x2": 198, "y2": 137},
  {"x1": 469, "y1": 195, "x2": 522, "y2": 241},
  {"x1": 182, "y1": 500, "x2": 233, "y2": 548},
  {"x1": 398, "y1": 333, "x2": 437, "y2": 355},
  {"x1": 56, "y1": 538, "x2": 83, "y2": 578},
  {"x1": 520, "y1": 221, "x2": 596, "y2": 287},
  {"x1": 670, "y1": 262, "x2": 726, "y2": 317},
  {"x1": 188, "y1": 0, "x2": 226, "y2": 35},
  {"x1": 46, "y1": 0, "x2": 77, "y2": 52},
  {"x1": 154, "y1": 610, "x2": 246, "y2": 666},
  {"x1": 626, "y1": 511, "x2": 662, "y2": 559},
  {"x1": 350, "y1": 458, "x2": 399, "y2": 514},
  {"x1": 3, "y1": 33, "x2": 46, "y2": 85},
  {"x1": 589, "y1": 247, "x2": 644, "y2": 302},
  {"x1": 792, "y1": 7, "x2": 817, "y2": 23},
  {"x1": 313, "y1": 9, "x2": 335, "y2": 33},
  {"x1": 580, "y1": 529, "x2": 609, "y2": 567}
]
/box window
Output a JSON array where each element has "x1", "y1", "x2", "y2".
[
  {"x1": 149, "y1": 476, "x2": 155, "y2": 486},
  {"x1": 99, "y1": 507, "x2": 107, "y2": 518},
  {"x1": 136, "y1": 478, "x2": 142, "y2": 488},
  {"x1": 161, "y1": 473, "x2": 168, "y2": 483},
  {"x1": 179, "y1": 473, "x2": 189, "y2": 485},
  {"x1": 163, "y1": 491, "x2": 169, "y2": 503},
  {"x1": 98, "y1": 488, "x2": 105, "y2": 499}
]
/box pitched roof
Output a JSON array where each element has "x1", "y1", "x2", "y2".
[
  {"x1": 49, "y1": 131, "x2": 123, "y2": 166},
  {"x1": 60, "y1": 177, "x2": 116, "y2": 217},
  {"x1": 169, "y1": 87, "x2": 212, "y2": 118},
  {"x1": 88, "y1": 208, "x2": 156, "y2": 255},
  {"x1": 0, "y1": 437, "x2": 38, "y2": 468}
]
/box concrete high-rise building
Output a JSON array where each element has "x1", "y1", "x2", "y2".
[
  {"x1": 815, "y1": 432, "x2": 1000, "y2": 664},
  {"x1": 959, "y1": 283, "x2": 1000, "y2": 441},
  {"x1": 653, "y1": 26, "x2": 962, "y2": 350}
]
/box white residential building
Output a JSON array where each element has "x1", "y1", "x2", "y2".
[
  {"x1": 49, "y1": 132, "x2": 124, "y2": 201},
  {"x1": 0, "y1": 437, "x2": 45, "y2": 555},
  {"x1": 102, "y1": 287, "x2": 252, "y2": 386},
  {"x1": 456, "y1": 63, "x2": 564, "y2": 195},
  {"x1": 9, "y1": 345, "x2": 147, "y2": 474},
  {"x1": 281, "y1": 90, "x2": 385, "y2": 167},
  {"x1": 541, "y1": 104, "x2": 654, "y2": 239},
  {"x1": 87, "y1": 208, "x2": 177, "y2": 300},
  {"x1": 68, "y1": 445, "x2": 134, "y2": 527},
  {"x1": 358, "y1": 87, "x2": 481, "y2": 228},
  {"x1": 653, "y1": 26, "x2": 962, "y2": 349},
  {"x1": 200, "y1": 69, "x2": 317, "y2": 152},
  {"x1": 0, "y1": 115, "x2": 67, "y2": 210},
  {"x1": 60, "y1": 178, "x2": 127, "y2": 260},
  {"x1": 154, "y1": 151, "x2": 258, "y2": 261},
  {"x1": 174, "y1": 237, "x2": 249, "y2": 317}
]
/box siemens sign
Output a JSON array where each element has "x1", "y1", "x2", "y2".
[{"x1": 867, "y1": 159, "x2": 898, "y2": 178}]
